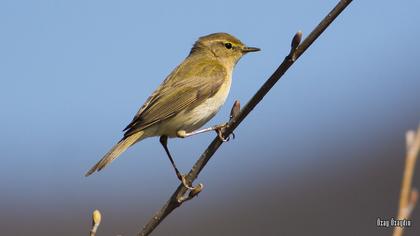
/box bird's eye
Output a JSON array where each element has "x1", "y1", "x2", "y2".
[{"x1": 224, "y1": 42, "x2": 233, "y2": 49}]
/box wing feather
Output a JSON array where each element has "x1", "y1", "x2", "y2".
[{"x1": 123, "y1": 58, "x2": 226, "y2": 137}]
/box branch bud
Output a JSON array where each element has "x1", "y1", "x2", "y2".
[
  {"x1": 230, "y1": 100, "x2": 241, "y2": 121},
  {"x1": 92, "y1": 209, "x2": 102, "y2": 226},
  {"x1": 291, "y1": 31, "x2": 303, "y2": 49}
]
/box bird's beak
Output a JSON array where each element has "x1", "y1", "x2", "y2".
[{"x1": 242, "y1": 46, "x2": 261, "y2": 53}]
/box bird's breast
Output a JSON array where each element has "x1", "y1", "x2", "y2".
[
  {"x1": 162, "y1": 75, "x2": 232, "y2": 137},
  {"x1": 184, "y1": 75, "x2": 232, "y2": 129}
]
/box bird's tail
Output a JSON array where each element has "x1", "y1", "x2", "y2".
[{"x1": 85, "y1": 131, "x2": 144, "y2": 176}]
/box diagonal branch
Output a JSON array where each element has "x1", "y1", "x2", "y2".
[{"x1": 139, "y1": 1, "x2": 353, "y2": 235}]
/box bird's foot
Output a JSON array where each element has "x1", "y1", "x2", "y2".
[
  {"x1": 177, "y1": 173, "x2": 195, "y2": 190},
  {"x1": 215, "y1": 123, "x2": 235, "y2": 142}
]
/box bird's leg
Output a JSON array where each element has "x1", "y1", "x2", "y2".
[
  {"x1": 159, "y1": 135, "x2": 194, "y2": 190},
  {"x1": 176, "y1": 123, "x2": 232, "y2": 142},
  {"x1": 176, "y1": 101, "x2": 241, "y2": 142}
]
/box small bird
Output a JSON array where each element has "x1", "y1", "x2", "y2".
[{"x1": 85, "y1": 32, "x2": 259, "y2": 187}]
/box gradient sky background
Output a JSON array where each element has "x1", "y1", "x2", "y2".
[{"x1": 1, "y1": 1, "x2": 420, "y2": 235}]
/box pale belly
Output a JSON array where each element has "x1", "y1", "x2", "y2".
[{"x1": 151, "y1": 77, "x2": 232, "y2": 137}]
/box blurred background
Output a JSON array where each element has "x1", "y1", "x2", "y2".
[{"x1": 1, "y1": 0, "x2": 419, "y2": 235}]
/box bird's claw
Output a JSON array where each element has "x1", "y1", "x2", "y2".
[
  {"x1": 180, "y1": 174, "x2": 195, "y2": 190},
  {"x1": 215, "y1": 126, "x2": 235, "y2": 142}
]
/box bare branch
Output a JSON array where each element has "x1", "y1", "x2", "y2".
[
  {"x1": 393, "y1": 124, "x2": 420, "y2": 236},
  {"x1": 139, "y1": 1, "x2": 353, "y2": 235}
]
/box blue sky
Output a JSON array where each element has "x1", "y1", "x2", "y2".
[{"x1": 1, "y1": 1, "x2": 420, "y2": 235}]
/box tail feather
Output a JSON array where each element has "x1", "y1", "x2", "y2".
[{"x1": 85, "y1": 131, "x2": 144, "y2": 176}]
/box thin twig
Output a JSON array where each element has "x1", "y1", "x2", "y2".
[
  {"x1": 139, "y1": 1, "x2": 353, "y2": 235},
  {"x1": 393, "y1": 125, "x2": 420, "y2": 236}
]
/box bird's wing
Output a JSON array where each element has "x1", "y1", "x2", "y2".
[{"x1": 123, "y1": 59, "x2": 227, "y2": 137}]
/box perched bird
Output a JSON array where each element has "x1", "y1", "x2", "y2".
[{"x1": 85, "y1": 32, "x2": 259, "y2": 188}]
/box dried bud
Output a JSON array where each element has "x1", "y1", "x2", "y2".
[
  {"x1": 230, "y1": 100, "x2": 241, "y2": 121},
  {"x1": 92, "y1": 209, "x2": 102, "y2": 226}
]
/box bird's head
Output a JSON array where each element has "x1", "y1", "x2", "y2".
[{"x1": 190, "y1": 32, "x2": 260, "y2": 66}]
